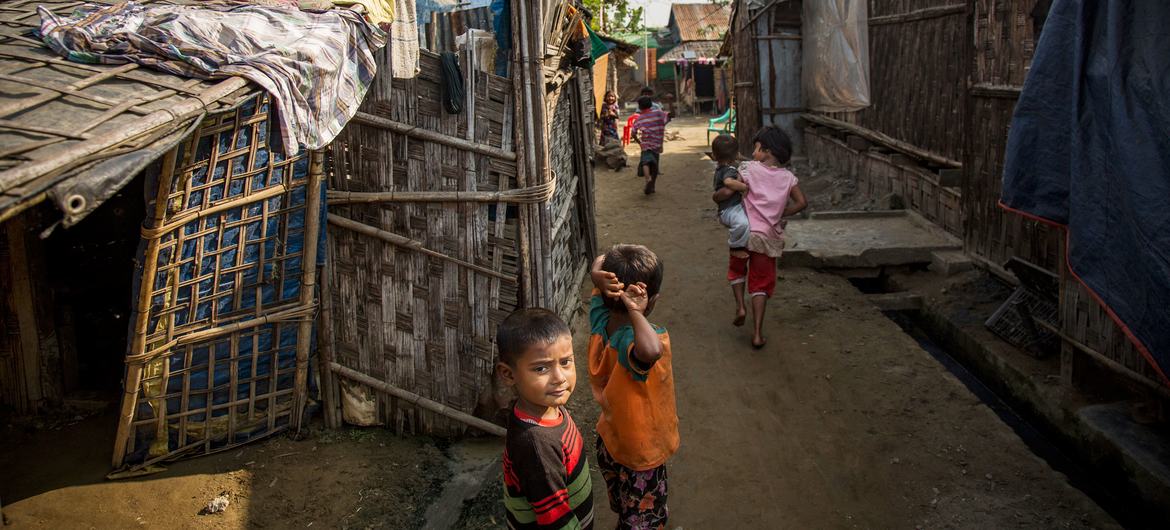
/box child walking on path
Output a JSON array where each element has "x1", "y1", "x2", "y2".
[
  {"x1": 496, "y1": 309, "x2": 594, "y2": 529},
  {"x1": 587, "y1": 245, "x2": 679, "y2": 529},
  {"x1": 631, "y1": 96, "x2": 669, "y2": 195},
  {"x1": 713, "y1": 126, "x2": 807, "y2": 349}
]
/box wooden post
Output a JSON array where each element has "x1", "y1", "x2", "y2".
[
  {"x1": 292, "y1": 151, "x2": 324, "y2": 433},
  {"x1": 112, "y1": 147, "x2": 179, "y2": 468},
  {"x1": 7, "y1": 216, "x2": 42, "y2": 413}
]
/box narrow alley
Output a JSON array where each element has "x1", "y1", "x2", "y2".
[{"x1": 570, "y1": 117, "x2": 1117, "y2": 528}]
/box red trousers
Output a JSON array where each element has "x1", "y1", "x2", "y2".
[{"x1": 728, "y1": 251, "x2": 777, "y2": 298}]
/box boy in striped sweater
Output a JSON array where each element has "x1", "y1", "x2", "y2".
[
  {"x1": 632, "y1": 95, "x2": 670, "y2": 195},
  {"x1": 497, "y1": 309, "x2": 594, "y2": 529}
]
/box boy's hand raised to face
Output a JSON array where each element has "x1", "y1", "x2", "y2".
[
  {"x1": 590, "y1": 254, "x2": 624, "y2": 299},
  {"x1": 620, "y1": 282, "x2": 649, "y2": 314}
]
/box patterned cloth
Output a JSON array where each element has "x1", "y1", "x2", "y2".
[
  {"x1": 37, "y1": 1, "x2": 387, "y2": 156},
  {"x1": 631, "y1": 108, "x2": 668, "y2": 153},
  {"x1": 388, "y1": 0, "x2": 418, "y2": 78},
  {"x1": 600, "y1": 103, "x2": 619, "y2": 144},
  {"x1": 596, "y1": 436, "x2": 669, "y2": 530}
]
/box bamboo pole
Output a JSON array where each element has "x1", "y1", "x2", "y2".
[
  {"x1": 326, "y1": 181, "x2": 554, "y2": 205},
  {"x1": 800, "y1": 113, "x2": 963, "y2": 168},
  {"x1": 512, "y1": 0, "x2": 537, "y2": 306},
  {"x1": 293, "y1": 152, "x2": 324, "y2": 433},
  {"x1": 1035, "y1": 320, "x2": 1170, "y2": 399},
  {"x1": 350, "y1": 112, "x2": 517, "y2": 161},
  {"x1": 329, "y1": 362, "x2": 506, "y2": 436},
  {"x1": 317, "y1": 233, "x2": 342, "y2": 429},
  {"x1": 328, "y1": 213, "x2": 515, "y2": 282},
  {"x1": 112, "y1": 144, "x2": 181, "y2": 468},
  {"x1": 130, "y1": 304, "x2": 315, "y2": 361}
]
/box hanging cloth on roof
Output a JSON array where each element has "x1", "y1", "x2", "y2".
[
  {"x1": 331, "y1": 1, "x2": 394, "y2": 28},
  {"x1": 389, "y1": 0, "x2": 419, "y2": 78},
  {"x1": 440, "y1": 52, "x2": 464, "y2": 114},
  {"x1": 36, "y1": 1, "x2": 387, "y2": 156}
]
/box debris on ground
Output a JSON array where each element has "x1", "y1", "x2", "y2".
[
  {"x1": 594, "y1": 142, "x2": 628, "y2": 171},
  {"x1": 201, "y1": 493, "x2": 230, "y2": 515}
]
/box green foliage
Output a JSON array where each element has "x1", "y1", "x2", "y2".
[{"x1": 583, "y1": 0, "x2": 644, "y2": 32}]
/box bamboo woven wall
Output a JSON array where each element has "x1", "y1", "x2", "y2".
[
  {"x1": 115, "y1": 92, "x2": 322, "y2": 468},
  {"x1": 963, "y1": 0, "x2": 1057, "y2": 272},
  {"x1": 546, "y1": 73, "x2": 596, "y2": 320},
  {"x1": 324, "y1": 50, "x2": 520, "y2": 435},
  {"x1": 965, "y1": 0, "x2": 1160, "y2": 388},
  {"x1": 823, "y1": 0, "x2": 967, "y2": 163}
]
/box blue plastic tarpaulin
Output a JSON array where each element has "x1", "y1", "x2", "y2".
[{"x1": 1001, "y1": 0, "x2": 1170, "y2": 385}]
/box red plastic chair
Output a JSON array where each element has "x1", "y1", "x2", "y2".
[{"x1": 622, "y1": 113, "x2": 640, "y2": 146}]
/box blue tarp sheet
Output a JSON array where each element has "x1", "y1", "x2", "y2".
[
  {"x1": 126, "y1": 95, "x2": 326, "y2": 464},
  {"x1": 1001, "y1": 0, "x2": 1170, "y2": 385}
]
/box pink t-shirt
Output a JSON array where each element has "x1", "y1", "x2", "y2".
[{"x1": 739, "y1": 161, "x2": 798, "y2": 239}]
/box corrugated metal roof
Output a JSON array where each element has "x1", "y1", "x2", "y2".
[
  {"x1": 657, "y1": 40, "x2": 724, "y2": 63},
  {"x1": 421, "y1": 6, "x2": 494, "y2": 52},
  {"x1": 669, "y1": 2, "x2": 731, "y2": 42}
]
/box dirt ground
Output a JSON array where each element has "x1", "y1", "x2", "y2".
[
  {"x1": 2, "y1": 118, "x2": 1121, "y2": 529},
  {"x1": 568, "y1": 117, "x2": 1118, "y2": 528}
]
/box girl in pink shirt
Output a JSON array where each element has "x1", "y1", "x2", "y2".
[{"x1": 714, "y1": 127, "x2": 807, "y2": 348}]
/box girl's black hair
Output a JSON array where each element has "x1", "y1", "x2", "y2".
[
  {"x1": 711, "y1": 134, "x2": 738, "y2": 164},
  {"x1": 752, "y1": 126, "x2": 792, "y2": 164}
]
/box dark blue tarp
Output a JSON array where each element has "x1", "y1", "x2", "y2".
[{"x1": 1001, "y1": 0, "x2": 1170, "y2": 385}]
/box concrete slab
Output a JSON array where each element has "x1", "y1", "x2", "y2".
[
  {"x1": 782, "y1": 210, "x2": 962, "y2": 268},
  {"x1": 931, "y1": 249, "x2": 975, "y2": 276},
  {"x1": 1079, "y1": 403, "x2": 1170, "y2": 499}
]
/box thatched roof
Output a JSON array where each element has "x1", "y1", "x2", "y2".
[{"x1": 0, "y1": 0, "x2": 255, "y2": 225}]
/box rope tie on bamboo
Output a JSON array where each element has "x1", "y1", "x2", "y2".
[{"x1": 139, "y1": 182, "x2": 291, "y2": 239}]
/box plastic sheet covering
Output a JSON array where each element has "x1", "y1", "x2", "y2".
[
  {"x1": 121, "y1": 94, "x2": 326, "y2": 466},
  {"x1": 802, "y1": 0, "x2": 870, "y2": 112},
  {"x1": 1001, "y1": 0, "x2": 1170, "y2": 386}
]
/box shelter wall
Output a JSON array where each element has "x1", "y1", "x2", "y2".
[
  {"x1": 820, "y1": 0, "x2": 966, "y2": 163},
  {"x1": 324, "y1": 50, "x2": 520, "y2": 435}
]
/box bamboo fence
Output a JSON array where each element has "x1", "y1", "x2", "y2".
[
  {"x1": 112, "y1": 93, "x2": 322, "y2": 469},
  {"x1": 321, "y1": 48, "x2": 523, "y2": 435}
]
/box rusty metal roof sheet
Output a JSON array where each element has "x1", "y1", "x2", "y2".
[{"x1": 669, "y1": 2, "x2": 731, "y2": 42}]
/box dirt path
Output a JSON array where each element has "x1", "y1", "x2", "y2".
[{"x1": 578, "y1": 117, "x2": 1118, "y2": 528}]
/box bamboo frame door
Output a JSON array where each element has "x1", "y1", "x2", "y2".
[{"x1": 112, "y1": 93, "x2": 324, "y2": 469}]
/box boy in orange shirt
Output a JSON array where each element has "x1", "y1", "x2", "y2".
[{"x1": 587, "y1": 244, "x2": 679, "y2": 529}]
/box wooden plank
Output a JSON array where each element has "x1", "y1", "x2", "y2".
[{"x1": 7, "y1": 216, "x2": 42, "y2": 409}]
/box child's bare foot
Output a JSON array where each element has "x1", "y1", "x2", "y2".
[
  {"x1": 733, "y1": 308, "x2": 746, "y2": 326},
  {"x1": 752, "y1": 335, "x2": 767, "y2": 350},
  {"x1": 730, "y1": 249, "x2": 749, "y2": 259}
]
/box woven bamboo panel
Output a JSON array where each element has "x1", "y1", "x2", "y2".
[
  {"x1": 1061, "y1": 271, "x2": 1164, "y2": 387},
  {"x1": 547, "y1": 84, "x2": 592, "y2": 320},
  {"x1": 325, "y1": 50, "x2": 519, "y2": 435},
  {"x1": 822, "y1": 0, "x2": 968, "y2": 164},
  {"x1": 962, "y1": 0, "x2": 1057, "y2": 271},
  {"x1": 0, "y1": 0, "x2": 251, "y2": 222},
  {"x1": 117, "y1": 93, "x2": 321, "y2": 468}
]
